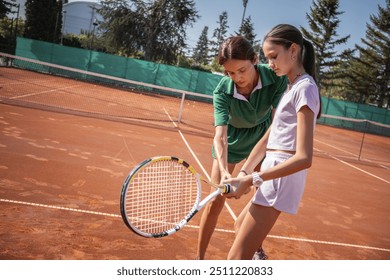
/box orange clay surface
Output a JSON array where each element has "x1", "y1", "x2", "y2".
[{"x1": 1, "y1": 103, "x2": 389, "y2": 260}]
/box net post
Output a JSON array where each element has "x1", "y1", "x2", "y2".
[
  {"x1": 358, "y1": 121, "x2": 368, "y2": 161},
  {"x1": 178, "y1": 92, "x2": 186, "y2": 124}
]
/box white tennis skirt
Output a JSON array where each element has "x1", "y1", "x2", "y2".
[{"x1": 252, "y1": 151, "x2": 308, "y2": 214}]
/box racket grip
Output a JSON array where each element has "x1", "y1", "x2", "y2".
[{"x1": 223, "y1": 184, "x2": 232, "y2": 194}]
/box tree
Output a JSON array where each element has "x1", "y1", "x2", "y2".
[
  {"x1": 341, "y1": 51, "x2": 372, "y2": 103},
  {"x1": 192, "y1": 26, "x2": 209, "y2": 65},
  {"x1": 98, "y1": 0, "x2": 199, "y2": 64},
  {"x1": 235, "y1": 15, "x2": 266, "y2": 64},
  {"x1": 98, "y1": 0, "x2": 138, "y2": 56},
  {"x1": 209, "y1": 11, "x2": 229, "y2": 58},
  {"x1": 349, "y1": 0, "x2": 390, "y2": 108},
  {"x1": 0, "y1": 0, "x2": 23, "y2": 54},
  {"x1": 0, "y1": 14, "x2": 23, "y2": 38},
  {"x1": 301, "y1": 0, "x2": 350, "y2": 94},
  {"x1": 54, "y1": 0, "x2": 63, "y2": 43},
  {"x1": 24, "y1": 0, "x2": 63, "y2": 43},
  {"x1": 237, "y1": 16, "x2": 256, "y2": 44},
  {"x1": 0, "y1": 0, "x2": 11, "y2": 18},
  {"x1": 145, "y1": 0, "x2": 199, "y2": 63}
]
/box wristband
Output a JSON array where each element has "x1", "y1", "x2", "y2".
[{"x1": 239, "y1": 170, "x2": 248, "y2": 175}]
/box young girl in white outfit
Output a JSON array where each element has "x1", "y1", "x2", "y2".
[{"x1": 223, "y1": 24, "x2": 322, "y2": 260}]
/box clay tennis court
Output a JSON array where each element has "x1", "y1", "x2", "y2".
[{"x1": 0, "y1": 66, "x2": 389, "y2": 260}]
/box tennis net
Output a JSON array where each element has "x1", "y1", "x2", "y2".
[
  {"x1": 316, "y1": 114, "x2": 389, "y2": 163},
  {"x1": 318, "y1": 114, "x2": 390, "y2": 137},
  {"x1": 0, "y1": 52, "x2": 215, "y2": 136},
  {"x1": 1, "y1": 52, "x2": 389, "y2": 142}
]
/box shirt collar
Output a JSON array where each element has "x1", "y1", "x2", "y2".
[{"x1": 233, "y1": 76, "x2": 262, "y2": 101}]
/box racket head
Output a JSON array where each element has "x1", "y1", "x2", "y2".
[{"x1": 120, "y1": 156, "x2": 201, "y2": 238}]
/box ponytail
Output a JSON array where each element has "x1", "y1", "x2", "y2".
[
  {"x1": 302, "y1": 38, "x2": 317, "y2": 83},
  {"x1": 302, "y1": 38, "x2": 321, "y2": 118}
]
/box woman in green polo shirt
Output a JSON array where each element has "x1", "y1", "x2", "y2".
[{"x1": 196, "y1": 36, "x2": 287, "y2": 260}]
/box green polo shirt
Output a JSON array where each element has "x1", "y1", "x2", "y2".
[{"x1": 212, "y1": 64, "x2": 287, "y2": 163}]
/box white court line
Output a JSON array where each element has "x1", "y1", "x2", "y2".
[
  {"x1": 0, "y1": 82, "x2": 26, "y2": 86},
  {"x1": 314, "y1": 147, "x2": 390, "y2": 184},
  {"x1": 8, "y1": 85, "x2": 82, "y2": 100},
  {"x1": 315, "y1": 138, "x2": 390, "y2": 170},
  {"x1": 0, "y1": 198, "x2": 120, "y2": 218},
  {"x1": 314, "y1": 138, "x2": 356, "y2": 157},
  {"x1": 163, "y1": 108, "x2": 237, "y2": 220},
  {"x1": 363, "y1": 159, "x2": 389, "y2": 170},
  {"x1": 1, "y1": 198, "x2": 389, "y2": 253}
]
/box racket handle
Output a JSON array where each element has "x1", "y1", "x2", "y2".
[{"x1": 223, "y1": 184, "x2": 232, "y2": 194}]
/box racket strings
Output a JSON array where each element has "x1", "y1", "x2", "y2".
[{"x1": 125, "y1": 160, "x2": 199, "y2": 235}]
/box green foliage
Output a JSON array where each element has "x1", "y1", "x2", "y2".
[
  {"x1": 237, "y1": 16, "x2": 256, "y2": 45},
  {"x1": 62, "y1": 33, "x2": 83, "y2": 48},
  {"x1": 0, "y1": 0, "x2": 11, "y2": 18},
  {"x1": 301, "y1": 0, "x2": 350, "y2": 93},
  {"x1": 209, "y1": 57, "x2": 224, "y2": 74},
  {"x1": 0, "y1": 16, "x2": 23, "y2": 38},
  {"x1": 254, "y1": 43, "x2": 266, "y2": 64},
  {"x1": 192, "y1": 26, "x2": 209, "y2": 65},
  {"x1": 189, "y1": 64, "x2": 212, "y2": 73},
  {"x1": 24, "y1": 0, "x2": 62, "y2": 43},
  {"x1": 0, "y1": 0, "x2": 23, "y2": 53},
  {"x1": 209, "y1": 11, "x2": 229, "y2": 59},
  {"x1": 347, "y1": 0, "x2": 390, "y2": 108},
  {"x1": 98, "y1": 0, "x2": 199, "y2": 65},
  {"x1": 176, "y1": 54, "x2": 192, "y2": 68}
]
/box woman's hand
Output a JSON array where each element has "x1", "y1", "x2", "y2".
[
  {"x1": 219, "y1": 169, "x2": 232, "y2": 184},
  {"x1": 223, "y1": 175, "x2": 253, "y2": 199},
  {"x1": 237, "y1": 171, "x2": 253, "y2": 195}
]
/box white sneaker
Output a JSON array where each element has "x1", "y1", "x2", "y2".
[{"x1": 252, "y1": 248, "x2": 268, "y2": 260}]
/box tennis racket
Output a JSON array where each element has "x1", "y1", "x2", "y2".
[{"x1": 120, "y1": 156, "x2": 231, "y2": 238}]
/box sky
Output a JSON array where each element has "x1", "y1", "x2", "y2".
[{"x1": 14, "y1": 0, "x2": 387, "y2": 53}]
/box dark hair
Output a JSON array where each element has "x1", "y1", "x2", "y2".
[
  {"x1": 264, "y1": 24, "x2": 321, "y2": 118},
  {"x1": 263, "y1": 24, "x2": 317, "y2": 82},
  {"x1": 218, "y1": 36, "x2": 256, "y2": 65}
]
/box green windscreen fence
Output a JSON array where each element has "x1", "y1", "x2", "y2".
[
  {"x1": 319, "y1": 97, "x2": 390, "y2": 136},
  {"x1": 13, "y1": 37, "x2": 390, "y2": 136},
  {"x1": 15, "y1": 37, "x2": 222, "y2": 98},
  {"x1": 321, "y1": 97, "x2": 389, "y2": 124}
]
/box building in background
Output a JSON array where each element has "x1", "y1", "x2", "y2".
[
  {"x1": 14, "y1": 0, "x2": 102, "y2": 35},
  {"x1": 63, "y1": 1, "x2": 102, "y2": 35}
]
